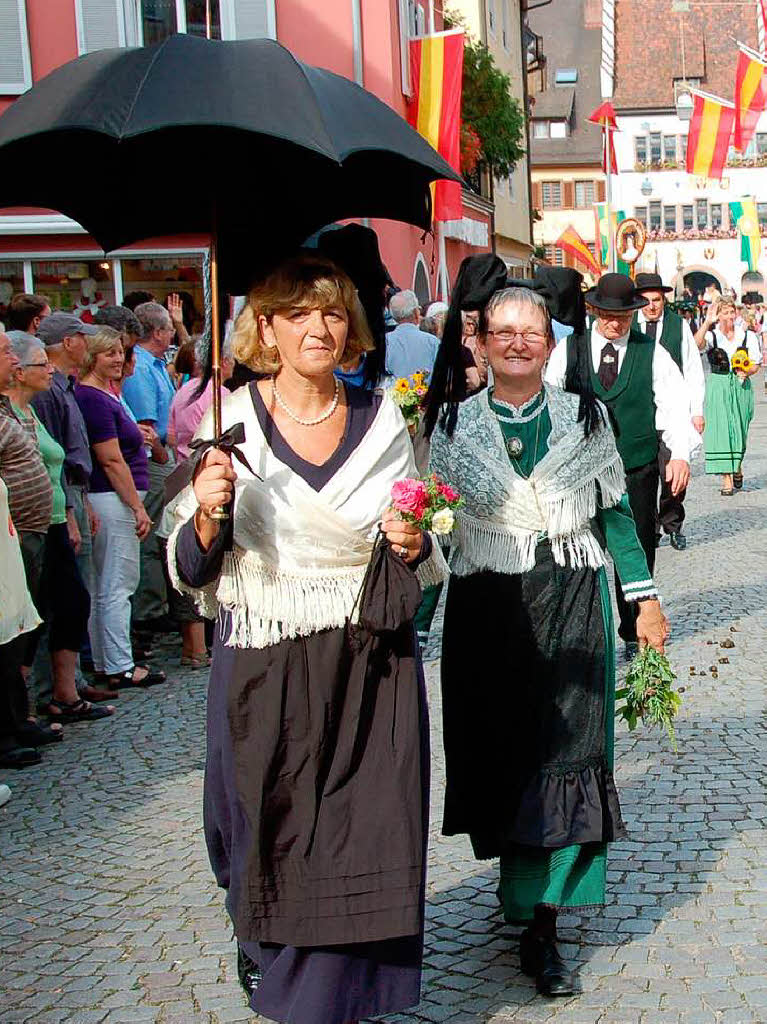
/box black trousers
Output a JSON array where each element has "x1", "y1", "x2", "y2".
[
  {"x1": 656, "y1": 439, "x2": 686, "y2": 537},
  {"x1": 615, "y1": 459, "x2": 660, "y2": 643}
]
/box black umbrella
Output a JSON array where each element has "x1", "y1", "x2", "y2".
[
  {"x1": 0, "y1": 33, "x2": 459, "y2": 292},
  {"x1": 0, "y1": 34, "x2": 460, "y2": 512}
]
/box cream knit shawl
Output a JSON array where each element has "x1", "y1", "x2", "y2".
[
  {"x1": 167, "y1": 385, "x2": 448, "y2": 649},
  {"x1": 429, "y1": 384, "x2": 626, "y2": 576}
]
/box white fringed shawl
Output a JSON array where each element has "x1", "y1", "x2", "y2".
[
  {"x1": 166, "y1": 385, "x2": 448, "y2": 649},
  {"x1": 428, "y1": 384, "x2": 626, "y2": 577}
]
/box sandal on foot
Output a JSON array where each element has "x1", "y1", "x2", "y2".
[
  {"x1": 48, "y1": 699, "x2": 115, "y2": 722},
  {"x1": 107, "y1": 666, "x2": 166, "y2": 691},
  {"x1": 733, "y1": 471, "x2": 743, "y2": 489},
  {"x1": 181, "y1": 653, "x2": 211, "y2": 668},
  {"x1": 720, "y1": 488, "x2": 735, "y2": 496}
]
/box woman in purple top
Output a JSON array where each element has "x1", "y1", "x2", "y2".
[{"x1": 75, "y1": 326, "x2": 165, "y2": 692}]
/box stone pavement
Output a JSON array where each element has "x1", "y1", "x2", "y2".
[{"x1": 3, "y1": 389, "x2": 767, "y2": 1024}]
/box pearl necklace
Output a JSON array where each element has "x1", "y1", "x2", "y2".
[{"x1": 271, "y1": 375, "x2": 340, "y2": 426}]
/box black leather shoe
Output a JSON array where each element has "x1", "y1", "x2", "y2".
[
  {"x1": 237, "y1": 943, "x2": 262, "y2": 997},
  {"x1": 669, "y1": 532, "x2": 687, "y2": 551},
  {"x1": 0, "y1": 746, "x2": 42, "y2": 769},
  {"x1": 519, "y1": 929, "x2": 577, "y2": 996}
]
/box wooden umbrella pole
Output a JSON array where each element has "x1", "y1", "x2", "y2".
[{"x1": 209, "y1": 228, "x2": 229, "y2": 520}]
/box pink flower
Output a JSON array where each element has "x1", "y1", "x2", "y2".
[
  {"x1": 391, "y1": 478, "x2": 429, "y2": 517},
  {"x1": 438, "y1": 483, "x2": 460, "y2": 502}
]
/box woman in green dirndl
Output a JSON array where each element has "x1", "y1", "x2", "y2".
[
  {"x1": 424, "y1": 271, "x2": 669, "y2": 997},
  {"x1": 696, "y1": 298, "x2": 760, "y2": 495}
]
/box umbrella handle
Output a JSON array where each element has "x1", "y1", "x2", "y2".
[{"x1": 208, "y1": 229, "x2": 230, "y2": 521}]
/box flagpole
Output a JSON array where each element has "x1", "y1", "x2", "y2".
[{"x1": 606, "y1": 124, "x2": 615, "y2": 272}]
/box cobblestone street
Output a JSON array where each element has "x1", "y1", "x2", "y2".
[{"x1": 3, "y1": 389, "x2": 767, "y2": 1024}]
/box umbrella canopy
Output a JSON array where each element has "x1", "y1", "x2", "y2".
[{"x1": 0, "y1": 33, "x2": 461, "y2": 293}]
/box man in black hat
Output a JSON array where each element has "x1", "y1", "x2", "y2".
[
  {"x1": 546, "y1": 273, "x2": 691, "y2": 657},
  {"x1": 634, "y1": 272, "x2": 704, "y2": 551}
]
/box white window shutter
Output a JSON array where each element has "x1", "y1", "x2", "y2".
[
  {"x1": 0, "y1": 0, "x2": 32, "y2": 94},
  {"x1": 221, "y1": 0, "x2": 275, "y2": 40},
  {"x1": 75, "y1": 0, "x2": 127, "y2": 55}
]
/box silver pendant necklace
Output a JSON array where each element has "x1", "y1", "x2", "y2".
[{"x1": 271, "y1": 374, "x2": 340, "y2": 426}]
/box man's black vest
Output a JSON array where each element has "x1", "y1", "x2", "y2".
[{"x1": 632, "y1": 308, "x2": 684, "y2": 372}]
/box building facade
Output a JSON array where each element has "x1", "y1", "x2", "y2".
[
  {"x1": 604, "y1": 0, "x2": 767, "y2": 298},
  {"x1": 447, "y1": 0, "x2": 534, "y2": 273},
  {"x1": 527, "y1": 0, "x2": 605, "y2": 281},
  {"x1": 0, "y1": 0, "x2": 495, "y2": 314}
]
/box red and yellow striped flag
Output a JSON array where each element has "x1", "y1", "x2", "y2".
[
  {"x1": 686, "y1": 90, "x2": 735, "y2": 181},
  {"x1": 555, "y1": 225, "x2": 602, "y2": 278},
  {"x1": 734, "y1": 44, "x2": 767, "y2": 152},
  {"x1": 407, "y1": 31, "x2": 464, "y2": 222}
]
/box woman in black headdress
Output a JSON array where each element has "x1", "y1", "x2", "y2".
[{"x1": 426, "y1": 261, "x2": 669, "y2": 996}]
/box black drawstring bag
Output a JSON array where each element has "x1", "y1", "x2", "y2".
[{"x1": 352, "y1": 530, "x2": 423, "y2": 635}]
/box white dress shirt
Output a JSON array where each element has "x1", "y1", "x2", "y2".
[
  {"x1": 545, "y1": 323, "x2": 694, "y2": 462},
  {"x1": 704, "y1": 326, "x2": 762, "y2": 365},
  {"x1": 637, "y1": 310, "x2": 706, "y2": 418}
]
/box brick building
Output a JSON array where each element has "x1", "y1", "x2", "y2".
[
  {"x1": 527, "y1": 0, "x2": 605, "y2": 282},
  {"x1": 605, "y1": 0, "x2": 767, "y2": 298}
]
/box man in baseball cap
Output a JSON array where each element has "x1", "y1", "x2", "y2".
[
  {"x1": 37, "y1": 312, "x2": 99, "y2": 347},
  {"x1": 31, "y1": 310, "x2": 112, "y2": 707}
]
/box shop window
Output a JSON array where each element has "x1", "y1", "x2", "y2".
[
  {"x1": 682, "y1": 205, "x2": 693, "y2": 230},
  {"x1": 663, "y1": 205, "x2": 677, "y2": 232},
  {"x1": 541, "y1": 181, "x2": 562, "y2": 209},
  {"x1": 574, "y1": 180, "x2": 595, "y2": 208},
  {"x1": 120, "y1": 256, "x2": 205, "y2": 332},
  {"x1": 30, "y1": 261, "x2": 116, "y2": 321},
  {"x1": 139, "y1": 0, "x2": 222, "y2": 45},
  {"x1": 711, "y1": 204, "x2": 722, "y2": 229},
  {"x1": 696, "y1": 199, "x2": 708, "y2": 230},
  {"x1": 649, "y1": 201, "x2": 662, "y2": 230},
  {"x1": 0, "y1": 262, "x2": 25, "y2": 325}
]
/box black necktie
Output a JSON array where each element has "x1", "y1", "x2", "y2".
[
  {"x1": 646, "y1": 320, "x2": 658, "y2": 341},
  {"x1": 598, "y1": 342, "x2": 619, "y2": 390}
]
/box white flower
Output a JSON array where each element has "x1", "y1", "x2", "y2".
[{"x1": 431, "y1": 508, "x2": 455, "y2": 535}]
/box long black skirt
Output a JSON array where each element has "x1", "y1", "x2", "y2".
[
  {"x1": 204, "y1": 618, "x2": 429, "y2": 1024},
  {"x1": 441, "y1": 541, "x2": 625, "y2": 861}
]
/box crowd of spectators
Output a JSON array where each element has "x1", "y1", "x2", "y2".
[{"x1": 0, "y1": 289, "x2": 218, "y2": 787}]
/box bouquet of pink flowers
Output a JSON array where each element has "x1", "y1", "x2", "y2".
[{"x1": 390, "y1": 474, "x2": 463, "y2": 534}]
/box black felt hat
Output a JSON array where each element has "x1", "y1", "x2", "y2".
[
  {"x1": 634, "y1": 272, "x2": 673, "y2": 295},
  {"x1": 317, "y1": 224, "x2": 392, "y2": 387},
  {"x1": 423, "y1": 253, "x2": 508, "y2": 437},
  {"x1": 584, "y1": 273, "x2": 649, "y2": 312}
]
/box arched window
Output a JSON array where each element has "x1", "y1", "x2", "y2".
[{"x1": 412, "y1": 254, "x2": 431, "y2": 308}]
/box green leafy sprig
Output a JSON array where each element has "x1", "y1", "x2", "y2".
[{"x1": 615, "y1": 647, "x2": 682, "y2": 751}]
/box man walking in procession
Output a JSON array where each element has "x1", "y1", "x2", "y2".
[
  {"x1": 545, "y1": 273, "x2": 692, "y2": 658},
  {"x1": 634, "y1": 272, "x2": 704, "y2": 551}
]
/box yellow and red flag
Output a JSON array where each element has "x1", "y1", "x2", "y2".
[
  {"x1": 407, "y1": 31, "x2": 464, "y2": 222},
  {"x1": 686, "y1": 90, "x2": 735, "y2": 180},
  {"x1": 555, "y1": 225, "x2": 602, "y2": 278},
  {"x1": 734, "y1": 43, "x2": 767, "y2": 152}
]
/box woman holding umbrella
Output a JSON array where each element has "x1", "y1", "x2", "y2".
[
  {"x1": 425, "y1": 270, "x2": 668, "y2": 996},
  {"x1": 166, "y1": 253, "x2": 446, "y2": 1024}
]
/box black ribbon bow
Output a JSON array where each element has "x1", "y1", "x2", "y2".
[{"x1": 163, "y1": 422, "x2": 259, "y2": 505}]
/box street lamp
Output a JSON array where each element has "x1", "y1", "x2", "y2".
[{"x1": 676, "y1": 90, "x2": 694, "y2": 121}]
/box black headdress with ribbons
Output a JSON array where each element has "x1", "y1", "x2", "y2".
[
  {"x1": 424, "y1": 259, "x2": 600, "y2": 438},
  {"x1": 423, "y1": 253, "x2": 508, "y2": 438}
]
